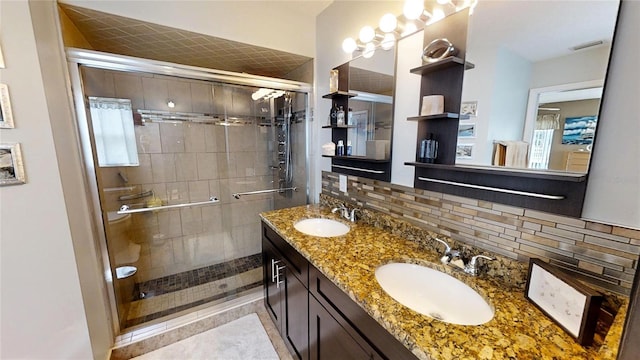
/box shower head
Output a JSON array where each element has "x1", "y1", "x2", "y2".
[{"x1": 233, "y1": 194, "x2": 241, "y2": 199}]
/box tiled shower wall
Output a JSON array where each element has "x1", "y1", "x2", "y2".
[
  {"x1": 99, "y1": 119, "x2": 274, "y2": 283},
  {"x1": 322, "y1": 171, "x2": 640, "y2": 295}
]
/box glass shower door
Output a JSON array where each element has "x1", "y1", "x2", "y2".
[{"x1": 79, "y1": 65, "x2": 307, "y2": 330}]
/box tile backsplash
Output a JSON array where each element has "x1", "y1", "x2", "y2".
[{"x1": 321, "y1": 171, "x2": 639, "y2": 295}]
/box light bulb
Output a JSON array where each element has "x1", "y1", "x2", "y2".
[
  {"x1": 403, "y1": 0, "x2": 424, "y2": 20},
  {"x1": 342, "y1": 37, "x2": 358, "y2": 53},
  {"x1": 381, "y1": 33, "x2": 395, "y2": 50},
  {"x1": 167, "y1": 100, "x2": 175, "y2": 108},
  {"x1": 363, "y1": 42, "x2": 376, "y2": 59},
  {"x1": 359, "y1": 26, "x2": 376, "y2": 43},
  {"x1": 401, "y1": 22, "x2": 418, "y2": 37},
  {"x1": 379, "y1": 13, "x2": 398, "y2": 33}
]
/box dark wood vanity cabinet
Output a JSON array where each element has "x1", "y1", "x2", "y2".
[
  {"x1": 262, "y1": 224, "x2": 309, "y2": 360},
  {"x1": 261, "y1": 221, "x2": 417, "y2": 360}
]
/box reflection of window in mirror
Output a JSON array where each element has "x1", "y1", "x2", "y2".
[
  {"x1": 528, "y1": 86, "x2": 602, "y2": 172},
  {"x1": 458, "y1": 0, "x2": 619, "y2": 173}
]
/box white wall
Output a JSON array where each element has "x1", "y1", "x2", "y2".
[
  {"x1": 59, "y1": 0, "x2": 325, "y2": 58},
  {"x1": 390, "y1": 31, "x2": 422, "y2": 187},
  {"x1": 0, "y1": 1, "x2": 97, "y2": 359}
]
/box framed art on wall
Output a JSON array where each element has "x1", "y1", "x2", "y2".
[
  {"x1": 0, "y1": 84, "x2": 15, "y2": 128},
  {"x1": 456, "y1": 144, "x2": 474, "y2": 159},
  {"x1": 524, "y1": 259, "x2": 602, "y2": 345},
  {"x1": 458, "y1": 123, "x2": 476, "y2": 138},
  {"x1": 0, "y1": 143, "x2": 26, "y2": 186}
]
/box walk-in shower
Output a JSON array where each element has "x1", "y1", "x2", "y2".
[{"x1": 69, "y1": 53, "x2": 309, "y2": 332}]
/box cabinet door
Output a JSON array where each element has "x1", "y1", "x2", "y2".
[
  {"x1": 309, "y1": 296, "x2": 379, "y2": 360},
  {"x1": 263, "y1": 238, "x2": 283, "y2": 333},
  {"x1": 284, "y1": 268, "x2": 309, "y2": 360}
]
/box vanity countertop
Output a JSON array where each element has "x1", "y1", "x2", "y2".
[{"x1": 260, "y1": 204, "x2": 627, "y2": 360}]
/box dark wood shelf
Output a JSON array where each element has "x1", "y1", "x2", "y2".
[
  {"x1": 407, "y1": 113, "x2": 459, "y2": 121},
  {"x1": 321, "y1": 124, "x2": 357, "y2": 129},
  {"x1": 322, "y1": 91, "x2": 358, "y2": 99},
  {"x1": 324, "y1": 155, "x2": 390, "y2": 163},
  {"x1": 404, "y1": 162, "x2": 587, "y2": 182},
  {"x1": 409, "y1": 57, "x2": 475, "y2": 75}
]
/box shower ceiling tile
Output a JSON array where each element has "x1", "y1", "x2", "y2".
[{"x1": 59, "y1": 3, "x2": 312, "y2": 79}]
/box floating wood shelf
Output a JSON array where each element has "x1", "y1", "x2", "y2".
[
  {"x1": 409, "y1": 57, "x2": 475, "y2": 75},
  {"x1": 407, "y1": 113, "x2": 460, "y2": 121}
]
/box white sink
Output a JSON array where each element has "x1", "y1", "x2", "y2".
[
  {"x1": 375, "y1": 263, "x2": 494, "y2": 325},
  {"x1": 294, "y1": 218, "x2": 350, "y2": 237}
]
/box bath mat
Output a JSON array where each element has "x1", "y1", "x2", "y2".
[{"x1": 131, "y1": 313, "x2": 279, "y2": 360}]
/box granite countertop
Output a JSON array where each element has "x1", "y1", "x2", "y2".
[{"x1": 260, "y1": 205, "x2": 627, "y2": 360}]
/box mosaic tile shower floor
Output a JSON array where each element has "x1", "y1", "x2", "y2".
[{"x1": 125, "y1": 254, "x2": 263, "y2": 328}]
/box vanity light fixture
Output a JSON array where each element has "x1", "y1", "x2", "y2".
[
  {"x1": 403, "y1": 0, "x2": 427, "y2": 20},
  {"x1": 381, "y1": 33, "x2": 396, "y2": 50},
  {"x1": 251, "y1": 88, "x2": 285, "y2": 101},
  {"x1": 379, "y1": 13, "x2": 398, "y2": 33},
  {"x1": 359, "y1": 26, "x2": 376, "y2": 43},
  {"x1": 363, "y1": 42, "x2": 376, "y2": 59},
  {"x1": 341, "y1": 0, "x2": 471, "y2": 55},
  {"x1": 342, "y1": 37, "x2": 359, "y2": 53}
]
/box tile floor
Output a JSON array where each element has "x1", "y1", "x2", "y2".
[
  {"x1": 112, "y1": 290, "x2": 293, "y2": 360},
  {"x1": 125, "y1": 254, "x2": 263, "y2": 328},
  {"x1": 130, "y1": 313, "x2": 279, "y2": 359}
]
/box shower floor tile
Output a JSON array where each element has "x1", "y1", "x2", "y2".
[{"x1": 125, "y1": 255, "x2": 263, "y2": 328}]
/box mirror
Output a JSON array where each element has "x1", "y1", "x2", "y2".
[
  {"x1": 346, "y1": 49, "x2": 395, "y2": 158},
  {"x1": 457, "y1": 0, "x2": 619, "y2": 173}
]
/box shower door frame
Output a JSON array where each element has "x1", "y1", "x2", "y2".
[{"x1": 66, "y1": 48, "x2": 312, "y2": 335}]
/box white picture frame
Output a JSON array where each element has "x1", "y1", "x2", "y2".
[
  {"x1": 460, "y1": 101, "x2": 478, "y2": 119},
  {"x1": 0, "y1": 84, "x2": 15, "y2": 129},
  {"x1": 0, "y1": 143, "x2": 26, "y2": 186},
  {"x1": 456, "y1": 144, "x2": 474, "y2": 159},
  {"x1": 458, "y1": 123, "x2": 476, "y2": 138}
]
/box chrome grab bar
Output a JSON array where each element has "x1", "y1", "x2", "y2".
[
  {"x1": 232, "y1": 187, "x2": 297, "y2": 199},
  {"x1": 117, "y1": 196, "x2": 219, "y2": 214},
  {"x1": 332, "y1": 164, "x2": 385, "y2": 174},
  {"x1": 417, "y1": 177, "x2": 565, "y2": 200}
]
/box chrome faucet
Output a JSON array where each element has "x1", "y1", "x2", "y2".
[
  {"x1": 464, "y1": 255, "x2": 494, "y2": 276},
  {"x1": 433, "y1": 238, "x2": 459, "y2": 265},
  {"x1": 331, "y1": 204, "x2": 359, "y2": 222},
  {"x1": 432, "y1": 238, "x2": 494, "y2": 276}
]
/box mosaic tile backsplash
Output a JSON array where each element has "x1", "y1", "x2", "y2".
[{"x1": 321, "y1": 171, "x2": 639, "y2": 295}]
